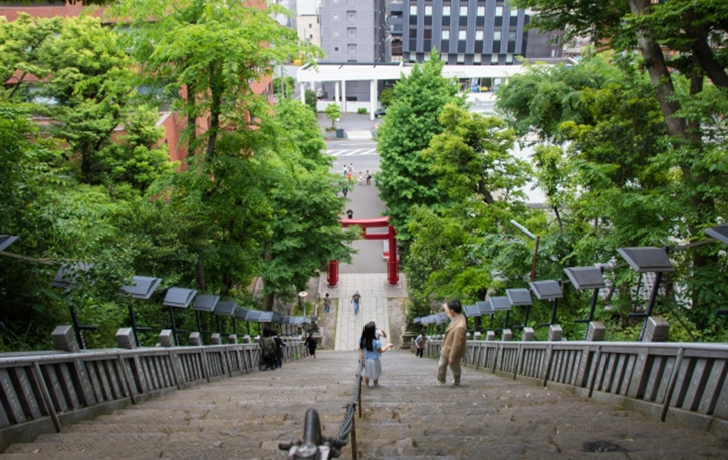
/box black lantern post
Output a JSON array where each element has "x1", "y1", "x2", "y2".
[
  {"x1": 214, "y1": 301, "x2": 238, "y2": 337},
  {"x1": 565, "y1": 266, "x2": 607, "y2": 339},
  {"x1": 121, "y1": 276, "x2": 162, "y2": 347},
  {"x1": 617, "y1": 246, "x2": 674, "y2": 341},
  {"x1": 506, "y1": 288, "x2": 533, "y2": 331},
  {"x1": 52, "y1": 263, "x2": 97, "y2": 350},
  {"x1": 162, "y1": 288, "x2": 197, "y2": 346},
  {"x1": 192, "y1": 294, "x2": 220, "y2": 342},
  {"x1": 477, "y1": 300, "x2": 495, "y2": 330},
  {"x1": 530, "y1": 280, "x2": 564, "y2": 327},
  {"x1": 490, "y1": 296, "x2": 512, "y2": 333}
]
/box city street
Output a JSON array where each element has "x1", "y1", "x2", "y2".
[{"x1": 327, "y1": 139, "x2": 389, "y2": 274}]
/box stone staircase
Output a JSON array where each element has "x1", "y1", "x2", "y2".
[{"x1": 2, "y1": 351, "x2": 727, "y2": 459}]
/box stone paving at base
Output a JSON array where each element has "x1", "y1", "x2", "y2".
[
  {"x1": 320, "y1": 273, "x2": 407, "y2": 351},
  {"x1": 4, "y1": 351, "x2": 727, "y2": 459}
]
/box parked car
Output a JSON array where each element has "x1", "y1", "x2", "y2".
[{"x1": 374, "y1": 107, "x2": 387, "y2": 118}]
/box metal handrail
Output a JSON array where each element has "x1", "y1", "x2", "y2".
[{"x1": 281, "y1": 360, "x2": 364, "y2": 459}]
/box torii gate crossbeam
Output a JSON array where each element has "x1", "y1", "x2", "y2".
[{"x1": 328, "y1": 217, "x2": 399, "y2": 287}]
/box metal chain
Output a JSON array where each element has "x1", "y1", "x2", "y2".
[{"x1": 322, "y1": 361, "x2": 363, "y2": 450}]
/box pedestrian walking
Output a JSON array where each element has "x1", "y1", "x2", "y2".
[
  {"x1": 260, "y1": 328, "x2": 277, "y2": 371},
  {"x1": 366, "y1": 170, "x2": 372, "y2": 185},
  {"x1": 358, "y1": 172, "x2": 364, "y2": 185},
  {"x1": 359, "y1": 322, "x2": 394, "y2": 387},
  {"x1": 437, "y1": 300, "x2": 467, "y2": 385},
  {"x1": 346, "y1": 209, "x2": 354, "y2": 219},
  {"x1": 342, "y1": 165, "x2": 348, "y2": 176},
  {"x1": 304, "y1": 332, "x2": 318, "y2": 358},
  {"x1": 415, "y1": 332, "x2": 430, "y2": 358},
  {"x1": 351, "y1": 290, "x2": 361, "y2": 315},
  {"x1": 273, "y1": 328, "x2": 285, "y2": 369},
  {"x1": 342, "y1": 186, "x2": 348, "y2": 197},
  {"x1": 349, "y1": 162, "x2": 354, "y2": 174},
  {"x1": 323, "y1": 293, "x2": 331, "y2": 313}
]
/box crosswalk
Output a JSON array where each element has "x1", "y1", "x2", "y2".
[{"x1": 327, "y1": 148, "x2": 378, "y2": 157}]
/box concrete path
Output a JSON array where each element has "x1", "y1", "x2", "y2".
[{"x1": 321, "y1": 273, "x2": 407, "y2": 351}]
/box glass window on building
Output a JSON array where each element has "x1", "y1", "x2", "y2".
[
  {"x1": 349, "y1": 44, "x2": 357, "y2": 54},
  {"x1": 424, "y1": 53, "x2": 431, "y2": 61},
  {"x1": 475, "y1": 30, "x2": 484, "y2": 40},
  {"x1": 425, "y1": 5, "x2": 432, "y2": 15},
  {"x1": 410, "y1": 5, "x2": 417, "y2": 15},
  {"x1": 348, "y1": 28, "x2": 356, "y2": 38},
  {"x1": 333, "y1": 29, "x2": 340, "y2": 37},
  {"x1": 493, "y1": 30, "x2": 501, "y2": 40},
  {"x1": 441, "y1": 52, "x2": 449, "y2": 61},
  {"x1": 495, "y1": 6, "x2": 503, "y2": 16},
  {"x1": 424, "y1": 28, "x2": 432, "y2": 39},
  {"x1": 459, "y1": 29, "x2": 467, "y2": 40},
  {"x1": 333, "y1": 13, "x2": 339, "y2": 20},
  {"x1": 491, "y1": 54, "x2": 499, "y2": 64},
  {"x1": 474, "y1": 54, "x2": 481, "y2": 63},
  {"x1": 348, "y1": 11, "x2": 356, "y2": 21},
  {"x1": 442, "y1": 29, "x2": 450, "y2": 40},
  {"x1": 508, "y1": 30, "x2": 516, "y2": 41},
  {"x1": 505, "y1": 53, "x2": 513, "y2": 63},
  {"x1": 457, "y1": 53, "x2": 465, "y2": 63},
  {"x1": 409, "y1": 29, "x2": 417, "y2": 39},
  {"x1": 443, "y1": 6, "x2": 451, "y2": 15},
  {"x1": 477, "y1": 6, "x2": 485, "y2": 16},
  {"x1": 460, "y1": 6, "x2": 468, "y2": 16}
]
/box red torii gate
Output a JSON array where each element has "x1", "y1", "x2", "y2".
[{"x1": 327, "y1": 217, "x2": 399, "y2": 287}]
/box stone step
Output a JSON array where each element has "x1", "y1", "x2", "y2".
[{"x1": 2, "y1": 351, "x2": 726, "y2": 459}]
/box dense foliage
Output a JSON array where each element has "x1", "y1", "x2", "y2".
[
  {"x1": 0, "y1": 3, "x2": 349, "y2": 351},
  {"x1": 376, "y1": 51, "x2": 464, "y2": 247}
]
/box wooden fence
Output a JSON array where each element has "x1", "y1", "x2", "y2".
[
  {"x1": 422, "y1": 339, "x2": 728, "y2": 435},
  {"x1": 0, "y1": 340, "x2": 307, "y2": 451}
]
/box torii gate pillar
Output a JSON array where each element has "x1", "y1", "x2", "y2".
[{"x1": 327, "y1": 217, "x2": 399, "y2": 287}]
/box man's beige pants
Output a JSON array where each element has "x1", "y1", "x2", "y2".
[{"x1": 437, "y1": 354, "x2": 461, "y2": 385}]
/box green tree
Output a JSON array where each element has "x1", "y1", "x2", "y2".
[
  {"x1": 514, "y1": 0, "x2": 728, "y2": 331},
  {"x1": 376, "y1": 50, "x2": 464, "y2": 247},
  {"x1": 324, "y1": 103, "x2": 340, "y2": 129},
  {"x1": 304, "y1": 89, "x2": 317, "y2": 113},
  {"x1": 35, "y1": 16, "x2": 134, "y2": 183},
  {"x1": 496, "y1": 52, "x2": 728, "y2": 339},
  {"x1": 275, "y1": 98, "x2": 328, "y2": 168},
  {"x1": 0, "y1": 13, "x2": 62, "y2": 102},
  {"x1": 379, "y1": 87, "x2": 395, "y2": 107},
  {"x1": 273, "y1": 75, "x2": 295, "y2": 98},
  {"x1": 406, "y1": 105, "x2": 531, "y2": 318},
  {"x1": 111, "y1": 0, "x2": 323, "y2": 293}
]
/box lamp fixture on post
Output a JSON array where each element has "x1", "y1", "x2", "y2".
[
  {"x1": 511, "y1": 220, "x2": 539, "y2": 282},
  {"x1": 192, "y1": 294, "x2": 220, "y2": 342},
  {"x1": 565, "y1": 266, "x2": 607, "y2": 339},
  {"x1": 477, "y1": 300, "x2": 495, "y2": 330},
  {"x1": 213, "y1": 300, "x2": 237, "y2": 337},
  {"x1": 52, "y1": 263, "x2": 97, "y2": 350},
  {"x1": 162, "y1": 288, "x2": 197, "y2": 346},
  {"x1": 506, "y1": 288, "x2": 533, "y2": 330},
  {"x1": 617, "y1": 246, "x2": 674, "y2": 341},
  {"x1": 490, "y1": 296, "x2": 512, "y2": 331},
  {"x1": 530, "y1": 280, "x2": 564, "y2": 327},
  {"x1": 121, "y1": 276, "x2": 162, "y2": 347}
]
